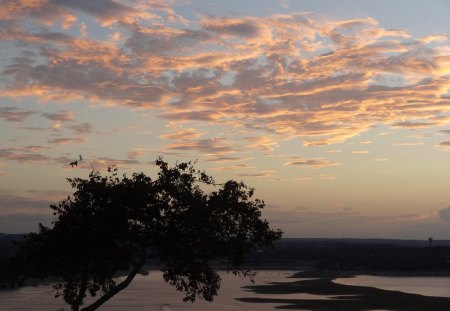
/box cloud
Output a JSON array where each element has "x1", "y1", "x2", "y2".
[
  {"x1": 201, "y1": 17, "x2": 270, "y2": 38},
  {"x1": 392, "y1": 121, "x2": 435, "y2": 129},
  {"x1": 0, "y1": 0, "x2": 162, "y2": 28},
  {"x1": 210, "y1": 163, "x2": 254, "y2": 172},
  {"x1": 351, "y1": 150, "x2": 370, "y2": 154},
  {"x1": 206, "y1": 155, "x2": 253, "y2": 163},
  {"x1": 68, "y1": 122, "x2": 93, "y2": 135},
  {"x1": 0, "y1": 161, "x2": 7, "y2": 176},
  {"x1": 284, "y1": 157, "x2": 340, "y2": 168},
  {"x1": 47, "y1": 137, "x2": 87, "y2": 145},
  {"x1": 236, "y1": 171, "x2": 275, "y2": 178},
  {"x1": 127, "y1": 148, "x2": 148, "y2": 159},
  {"x1": 0, "y1": 148, "x2": 137, "y2": 171},
  {"x1": 245, "y1": 136, "x2": 279, "y2": 152},
  {"x1": 0, "y1": 107, "x2": 35, "y2": 122},
  {"x1": 0, "y1": 194, "x2": 52, "y2": 214},
  {"x1": 55, "y1": 0, "x2": 155, "y2": 26},
  {"x1": 42, "y1": 110, "x2": 75, "y2": 122},
  {"x1": 164, "y1": 138, "x2": 235, "y2": 157},
  {"x1": 25, "y1": 189, "x2": 70, "y2": 201},
  {"x1": 0, "y1": 148, "x2": 50, "y2": 164},
  {"x1": 318, "y1": 173, "x2": 336, "y2": 180},
  {"x1": 160, "y1": 128, "x2": 206, "y2": 140},
  {"x1": 42, "y1": 110, "x2": 76, "y2": 129},
  {"x1": 1, "y1": 5, "x2": 450, "y2": 150},
  {"x1": 54, "y1": 156, "x2": 140, "y2": 170},
  {"x1": 374, "y1": 157, "x2": 388, "y2": 161},
  {"x1": 438, "y1": 141, "x2": 450, "y2": 148},
  {"x1": 392, "y1": 141, "x2": 425, "y2": 146},
  {"x1": 439, "y1": 206, "x2": 450, "y2": 223},
  {"x1": 262, "y1": 207, "x2": 442, "y2": 238}
]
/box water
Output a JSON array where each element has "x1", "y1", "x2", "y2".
[
  {"x1": 10, "y1": 272, "x2": 449, "y2": 310},
  {"x1": 0, "y1": 270, "x2": 322, "y2": 310},
  {"x1": 334, "y1": 275, "x2": 450, "y2": 298}
]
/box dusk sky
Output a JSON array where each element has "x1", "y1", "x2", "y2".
[{"x1": 1, "y1": 0, "x2": 450, "y2": 238}]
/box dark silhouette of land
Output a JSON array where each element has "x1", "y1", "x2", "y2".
[
  {"x1": 4, "y1": 235, "x2": 450, "y2": 273},
  {"x1": 244, "y1": 238, "x2": 450, "y2": 273},
  {"x1": 3, "y1": 235, "x2": 450, "y2": 309},
  {"x1": 238, "y1": 274, "x2": 450, "y2": 310},
  {"x1": 0, "y1": 233, "x2": 23, "y2": 256}
]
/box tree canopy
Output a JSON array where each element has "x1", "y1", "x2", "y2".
[{"x1": 10, "y1": 158, "x2": 282, "y2": 311}]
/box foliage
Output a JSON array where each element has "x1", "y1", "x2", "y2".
[{"x1": 14, "y1": 158, "x2": 282, "y2": 311}]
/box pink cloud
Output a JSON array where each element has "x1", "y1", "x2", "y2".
[
  {"x1": 68, "y1": 122, "x2": 93, "y2": 135},
  {"x1": 42, "y1": 110, "x2": 75, "y2": 122},
  {"x1": 164, "y1": 138, "x2": 235, "y2": 157},
  {"x1": 284, "y1": 157, "x2": 340, "y2": 168},
  {"x1": 0, "y1": 148, "x2": 50, "y2": 164},
  {"x1": 0, "y1": 107, "x2": 35, "y2": 122},
  {"x1": 47, "y1": 137, "x2": 87, "y2": 145}
]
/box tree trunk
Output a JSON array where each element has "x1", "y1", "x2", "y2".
[
  {"x1": 81, "y1": 252, "x2": 146, "y2": 311},
  {"x1": 72, "y1": 279, "x2": 88, "y2": 311},
  {"x1": 72, "y1": 263, "x2": 90, "y2": 311}
]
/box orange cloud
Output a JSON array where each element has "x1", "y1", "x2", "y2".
[
  {"x1": 374, "y1": 157, "x2": 388, "y2": 162},
  {"x1": 47, "y1": 137, "x2": 87, "y2": 145},
  {"x1": 392, "y1": 141, "x2": 424, "y2": 146},
  {"x1": 245, "y1": 136, "x2": 279, "y2": 152},
  {"x1": 127, "y1": 148, "x2": 148, "y2": 159},
  {"x1": 437, "y1": 141, "x2": 450, "y2": 148},
  {"x1": 160, "y1": 128, "x2": 207, "y2": 140},
  {"x1": 1, "y1": 5, "x2": 450, "y2": 153}
]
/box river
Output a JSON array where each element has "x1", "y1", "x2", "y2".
[
  {"x1": 5, "y1": 271, "x2": 450, "y2": 310},
  {"x1": 334, "y1": 275, "x2": 450, "y2": 298},
  {"x1": 0, "y1": 270, "x2": 321, "y2": 311}
]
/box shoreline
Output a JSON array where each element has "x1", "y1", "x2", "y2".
[{"x1": 237, "y1": 270, "x2": 450, "y2": 310}]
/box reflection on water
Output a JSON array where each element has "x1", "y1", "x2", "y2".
[
  {"x1": 334, "y1": 275, "x2": 450, "y2": 298},
  {"x1": 0, "y1": 270, "x2": 320, "y2": 311}
]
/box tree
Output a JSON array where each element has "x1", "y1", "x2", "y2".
[{"x1": 14, "y1": 158, "x2": 282, "y2": 311}]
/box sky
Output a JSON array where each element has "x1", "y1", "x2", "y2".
[{"x1": 1, "y1": 0, "x2": 450, "y2": 238}]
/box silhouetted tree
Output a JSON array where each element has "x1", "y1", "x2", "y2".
[{"x1": 14, "y1": 158, "x2": 282, "y2": 311}]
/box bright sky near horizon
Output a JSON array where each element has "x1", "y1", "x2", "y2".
[{"x1": 1, "y1": 0, "x2": 450, "y2": 238}]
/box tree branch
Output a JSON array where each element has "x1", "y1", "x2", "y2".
[{"x1": 81, "y1": 251, "x2": 146, "y2": 311}]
